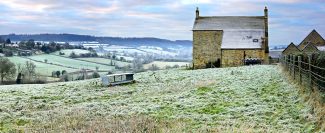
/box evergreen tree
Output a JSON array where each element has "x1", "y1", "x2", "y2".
[{"x1": 5, "y1": 39, "x2": 11, "y2": 44}]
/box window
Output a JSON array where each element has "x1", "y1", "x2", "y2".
[{"x1": 253, "y1": 39, "x2": 259, "y2": 42}]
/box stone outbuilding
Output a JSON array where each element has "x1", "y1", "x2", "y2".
[
  {"x1": 192, "y1": 7, "x2": 269, "y2": 69},
  {"x1": 282, "y1": 29, "x2": 325, "y2": 56},
  {"x1": 297, "y1": 29, "x2": 325, "y2": 50},
  {"x1": 282, "y1": 42, "x2": 301, "y2": 55}
]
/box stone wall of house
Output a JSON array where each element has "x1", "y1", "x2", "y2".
[
  {"x1": 193, "y1": 31, "x2": 223, "y2": 69},
  {"x1": 264, "y1": 52, "x2": 269, "y2": 64},
  {"x1": 221, "y1": 49, "x2": 265, "y2": 67}
]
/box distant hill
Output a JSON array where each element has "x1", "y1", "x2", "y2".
[{"x1": 0, "y1": 34, "x2": 192, "y2": 48}]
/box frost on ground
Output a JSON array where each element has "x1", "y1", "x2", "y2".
[{"x1": 0, "y1": 65, "x2": 316, "y2": 132}]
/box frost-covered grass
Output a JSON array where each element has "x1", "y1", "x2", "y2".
[
  {"x1": 0, "y1": 65, "x2": 317, "y2": 132},
  {"x1": 77, "y1": 57, "x2": 131, "y2": 67},
  {"x1": 138, "y1": 48, "x2": 177, "y2": 56},
  {"x1": 143, "y1": 61, "x2": 190, "y2": 69},
  {"x1": 54, "y1": 49, "x2": 90, "y2": 57},
  {"x1": 116, "y1": 55, "x2": 134, "y2": 61},
  {"x1": 103, "y1": 48, "x2": 147, "y2": 54}
]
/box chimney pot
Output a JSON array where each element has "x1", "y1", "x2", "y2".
[{"x1": 196, "y1": 7, "x2": 199, "y2": 19}]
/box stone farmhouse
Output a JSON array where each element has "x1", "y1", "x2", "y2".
[
  {"x1": 282, "y1": 30, "x2": 325, "y2": 55},
  {"x1": 192, "y1": 7, "x2": 269, "y2": 69}
]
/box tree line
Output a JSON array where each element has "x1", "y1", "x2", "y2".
[{"x1": 0, "y1": 37, "x2": 87, "y2": 57}]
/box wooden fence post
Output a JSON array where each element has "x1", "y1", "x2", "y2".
[
  {"x1": 291, "y1": 55, "x2": 293, "y2": 75},
  {"x1": 286, "y1": 55, "x2": 290, "y2": 71},
  {"x1": 283, "y1": 55, "x2": 287, "y2": 67},
  {"x1": 298, "y1": 56, "x2": 302, "y2": 85},
  {"x1": 289, "y1": 55, "x2": 292, "y2": 75},
  {"x1": 284, "y1": 55, "x2": 286, "y2": 66},
  {"x1": 308, "y1": 55, "x2": 312, "y2": 90}
]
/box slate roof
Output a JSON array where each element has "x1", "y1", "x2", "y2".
[
  {"x1": 193, "y1": 16, "x2": 265, "y2": 30},
  {"x1": 193, "y1": 16, "x2": 266, "y2": 49}
]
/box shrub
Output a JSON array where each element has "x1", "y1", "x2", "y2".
[
  {"x1": 4, "y1": 51, "x2": 13, "y2": 57},
  {"x1": 60, "y1": 74, "x2": 69, "y2": 82},
  {"x1": 62, "y1": 70, "x2": 67, "y2": 75},
  {"x1": 0, "y1": 57, "x2": 16, "y2": 83},
  {"x1": 56, "y1": 71, "x2": 61, "y2": 78},
  {"x1": 92, "y1": 72, "x2": 100, "y2": 78},
  {"x1": 69, "y1": 52, "x2": 77, "y2": 58}
]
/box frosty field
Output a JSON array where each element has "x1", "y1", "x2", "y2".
[
  {"x1": 77, "y1": 57, "x2": 131, "y2": 67},
  {"x1": 27, "y1": 54, "x2": 114, "y2": 71},
  {"x1": 144, "y1": 61, "x2": 190, "y2": 69},
  {"x1": 54, "y1": 49, "x2": 90, "y2": 57},
  {"x1": 7, "y1": 56, "x2": 77, "y2": 76},
  {"x1": 0, "y1": 65, "x2": 316, "y2": 132}
]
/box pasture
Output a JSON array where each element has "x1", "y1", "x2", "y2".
[
  {"x1": 7, "y1": 56, "x2": 77, "y2": 76},
  {"x1": 27, "y1": 55, "x2": 114, "y2": 71},
  {"x1": 0, "y1": 65, "x2": 317, "y2": 132},
  {"x1": 77, "y1": 57, "x2": 131, "y2": 67}
]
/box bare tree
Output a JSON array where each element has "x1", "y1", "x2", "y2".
[
  {"x1": 25, "y1": 61, "x2": 36, "y2": 78},
  {"x1": 0, "y1": 57, "x2": 16, "y2": 83},
  {"x1": 149, "y1": 64, "x2": 159, "y2": 71},
  {"x1": 17, "y1": 63, "x2": 24, "y2": 73},
  {"x1": 132, "y1": 58, "x2": 144, "y2": 73}
]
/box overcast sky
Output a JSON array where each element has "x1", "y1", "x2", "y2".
[{"x1": 0, "y1": 0, "x2": 324, "y2": 46}]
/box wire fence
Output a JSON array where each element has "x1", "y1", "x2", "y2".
[{"x1": 280, "y1": 55, "x2": 325, "y2": 92}]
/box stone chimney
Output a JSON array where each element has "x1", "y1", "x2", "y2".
[
  {"x1": 196, "y1": 7, "x2": 199, "y2": 19},
  {"x1": 264, "y1": 6, "x2": 269, "y2": 53},
  {"x1": 264, "y1": 6, "x2": 268, "y2": 18}
]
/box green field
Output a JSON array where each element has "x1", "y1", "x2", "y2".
[
  {"x1": 0, "y1": 65, "x2": 318, "y2": 132},
  {"x1": 27, "y1": 55, "x2": 114, "y2": 71},
  {"x1": 7, "y1": 56, "x2": 77, "y2": 76},
  {"x1": 77, "y1": 57, "x2": 131, "y2": 67}
]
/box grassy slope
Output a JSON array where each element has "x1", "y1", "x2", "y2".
[{"x1": 0, "y1": 65, "x2": 317, "y2": 132}]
